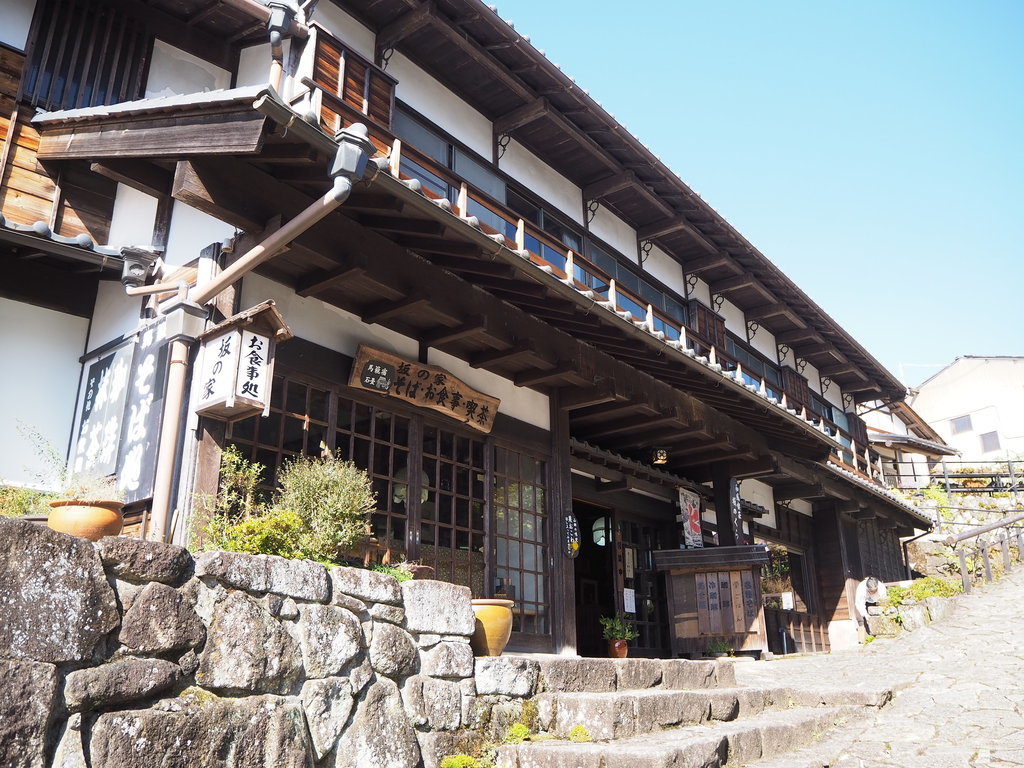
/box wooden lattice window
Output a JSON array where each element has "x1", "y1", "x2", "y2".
[
  {"x1": 22, "y1": 0, "x2": 151, "y2": 112},
  {"x1": 781, "y1": 366, "x2": 810, "y2": 409},
  {"x1": 690, "y1": 302, "x2": 727, "y2": 351},
  {"x1": 312, "y1": 26, "x2": 396, "y2": 133}
]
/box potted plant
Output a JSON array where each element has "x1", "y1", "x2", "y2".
[
  {"x1": 599, "y1": 613, "x2": 639, "y2": 658},
  {"x1": 47, "y1": 470, "x2": 126, "y2": 541},
  {"x1": 704, "y1": 637, "x2": 733, "y2": 658}
]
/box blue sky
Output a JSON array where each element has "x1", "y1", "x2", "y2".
[{"x1": 498, "y1": 1, "x2": 1023, "y2": 387}]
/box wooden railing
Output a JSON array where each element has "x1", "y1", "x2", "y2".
[
  {"x1": 762, "y1": 607, "x2": 830, "y2": 655},
  {"x1": 944, "y1": 511, "x2": 1024, "y2": 593}
]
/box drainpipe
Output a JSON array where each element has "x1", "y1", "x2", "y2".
[
  {"x1": 266, "y1": 2, "x2": 300, "y2": 93},
  {"x1": 221, "y1": 0, "x2": 308, "y2": 39},
  {"x1": 139, "y1": 123, "x2": 376, "y2": 541}
]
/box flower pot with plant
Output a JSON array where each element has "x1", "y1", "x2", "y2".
[
  {"x1": 599, "y1": 613, "x2": 639, "y2": 658},
  {"x1": 704, "y1": 637, "x2": 734, "y2": 658}
]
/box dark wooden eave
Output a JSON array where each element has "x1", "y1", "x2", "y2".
[{"x1": 32, "y1": 89, "x2": 841, "y2": 475}]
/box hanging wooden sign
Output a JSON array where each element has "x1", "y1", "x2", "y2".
[{"x1": 349, "y1": 345, "x2": 500, "y2": 433}]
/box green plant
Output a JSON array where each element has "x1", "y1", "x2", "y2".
[
  {"x1": 599, "y1": 613, "x2": 639, "y2": 642},
  {"x1": 863, "y1": 634, "x2": 875, "y2": 644},
  {"x1": 214, "y1": 444, "x2": 267, "y2": 519},
  {"x1": 18, "y1": 423, "x2": 125, "y2": 502},
  {"x1": 886, "y1": 576, "x2": 962, "y2": 607},
  {"x1": 371, "y1": 562, "x2": 416, "y2": 582},
  {"x1": 439, "y1": 756, "x2": 483, "y2": 768},
  {"x1": 203, "y1": 508, "x2": 309, "y2": 559},
  {"x1": 705, "y1": 637, "x2": 733, "y2": 655},
  {"x1": 276, "y1": 455, "x2": 375, "y2": 560},
  {"x1": 503, "y1": 722, "x2": 531, "y2": 745},
  {"x1": 568, "y1": 725, "x2": 592, "y2": 743},
  {"x1": 0, "y1": 486, "x2": 55, "y2": 517}
]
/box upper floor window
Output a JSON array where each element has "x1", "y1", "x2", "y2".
[
  {"x1": 23, "y1": 0, "x2": 151, "y2": 112},
  {"x1": 950, "y1": 415, "x2": 973, "y2": 434},
  {"x1": 980, "y1": 431, "x2": 1000, "y2": 453},
  {"x1": 726, "y1": 337, "x2": 781, "y2": 397}
]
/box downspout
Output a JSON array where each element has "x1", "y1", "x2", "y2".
[
  {"x1": 138, "y1": 123, "x2": 376, "y2": 541},
  {"x1": 265, "y1": 2, "x2": 301, "y2": 93}
]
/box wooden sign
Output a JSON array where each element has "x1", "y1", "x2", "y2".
[
  {"x1": 349, "y1": 345, "x2": 500, "y2": 433},
  {"x1": 195, "y1": 329, "x2": 273, "y2": 421}
]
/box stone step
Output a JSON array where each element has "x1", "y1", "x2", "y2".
[
  {"x1": 532, "y1": 683, "x2": 889, "y2": 741},
  {"x1": 525, "y1": 656, "x2": 737, "y2": 694},
  {"x1": 494, "y1": 705, "x2": 852, "y2": 768}
]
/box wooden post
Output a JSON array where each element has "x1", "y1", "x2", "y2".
[
  {"x1": 982, "y1": 543, "x2": 993, "y2": 582},
  {"x1": 958, "y1": 548, "x2": 971, "y2": 594},
  {"x1": 457, "y1": 182, "x2": 468, "y2": 216},
  {"x1": 564, "y1": 250, "x2": 575, "y2": 285},
  {"x1": 388, "y1": 138, "x2": 402, "y2": 178},
  {"x1": 549, "y1": 389, "x2": 577, "y2": 654},
  {"x1": 515, "y1": 218, "x2": 525, "y2": 251}
]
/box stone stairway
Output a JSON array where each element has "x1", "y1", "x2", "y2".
[{"x1": 486, "y1": 657, "x2": 892, "y2": 768}]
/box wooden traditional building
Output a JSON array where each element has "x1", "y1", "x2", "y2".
[{"x1": 0, "y1": 0, "x2": 932, "y2": 655}]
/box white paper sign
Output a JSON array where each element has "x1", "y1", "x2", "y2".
[
  {"x1": 197, "y1": 331, "x2": 238, "y2": 407},
  {"x1": 623, "y1": 588, "x2": 636, "y2": 614},
  {"x1": 235, "y1": 331, "x2": 270, "y2": 402}
]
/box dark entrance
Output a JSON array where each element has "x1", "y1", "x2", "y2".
[{"x1": 572, "y1": 501, "x2": 617, "y2": 657}]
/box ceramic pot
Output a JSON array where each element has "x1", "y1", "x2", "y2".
[
  {"x1": 608, "y1": 639, "x2": 629, "y2": 658},
  {"x1": 47, "y1": 500, "x2": 124, "y2": 541},
  {"x1": 470, "y1": 598, "x2": 515, "y2": 656}
]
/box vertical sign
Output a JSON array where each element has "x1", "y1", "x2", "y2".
[
  {"x1": 72, "y1": 342, "x2": 135, "y2": 477},
  {"x1": 622, "y1": 588, "x2": 636, "y2": 614},
  {"x1": 730, "y1": 571, "x2": 745, "y2": 632},
  {"x1": 706, "y1": 570, "x2": 722, "y2": 635},
  {"x1": 197, "y1": 330, "x2": 237, "y2": 410},
  {"x1": 118, "y1": 321, "x2": 167, "y2": 503},
  {"x1": 741, "y1": 570, "x2": 759, "y2": 632},
  {"x1": 235, "y1": 331, "x2": 270, "y2": 405},
  {"x1": 730, "y1": 478, "x2": 745, "y2": 546},
  {"x1": 678, "y1": 487, "x2": 703, "y2": 548},
  {"x1": 695, "y1": 573, "x2": 710, "y2": 635}
]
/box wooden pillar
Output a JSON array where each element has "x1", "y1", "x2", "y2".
[
  {"x1": 711, "y1": 465, "x2": 739, "y2": 546},
  {"x1": 548, "y1": 390, "x2": 577, "y2": 654}
]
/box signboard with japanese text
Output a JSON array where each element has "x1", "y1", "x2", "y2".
[
  {"x1": 678, "y1": 487, "x2": 703, "y2": 548},
  {"x1": 71, "y1": 342, "x2": 135, "y2": 478},
  {"x1": 195, "y1": 329, "x2": 273, "y2": 421},
  {"x1": 349, "y1": 345, "x2": 500, "y2": 433}
]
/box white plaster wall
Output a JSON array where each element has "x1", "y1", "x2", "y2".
[
  {"x1": 788, "y1": 499, "x2": 813, "y2": 516},
  {"x1": 500, "y1": 140, "x2": 583, "y2": 226},
  {"x1": 749, "y1": 326, "x2": 777, "y2": 362},
  {"x1": 690, "y1": 277, "x2": 711, "y2": 307},
  {"x1": 389, "y1": 52, "x2": 493, "y2": 159},
  {"x1": 802, "y1": 360, "x2": 822, "y2": 396},
  {"x1": 145, "y1": 40, "x2": 230, "y2": 98},
  {"x1": 0, "y1": 299, "x2": 87, "y2": 487},
  {"x1": 237, "y1": 44, "x2": 271, "y2": 88},
  {"x1": 0, "y1": 0, "x2": 35, "y2": 50},
  {"x1": 589, "y1": 206, "x2": 636, "y2": 263},
  {"x1": 310, "y1": 2, "x2": 376, "y2": 61},
  {"x1": 741, "y1": 478, "x2": 776, "y2": 530},
  {"x1": 429, "y1": 349, "x2": 550, "y2": 431},
  {"x1": 643, "y1": 246, "x2": 683, "y2": 293},
  {"x1": 778, "y1": 344, "x2": 797, "y2": 370},
  {"x1": 86, "y1": 281, "x2": 143, "y2": 354},
  {"x1": 163, "y1": 202, "x2": 235, "y2": 268},
  {"x1": 240, "y1": 273, "x2": 418, "y2": 361},
  {"x1": 718, "y1": 298, "x2": 746, "y2": 341},
  {"x1": 823, "y1": 382, "x2": 844, "y2": 411},
  {"x1": 107, "y1": 185, "x2": 159, "y2": 248}
]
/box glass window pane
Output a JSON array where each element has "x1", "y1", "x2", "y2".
[
  {"x1": 392, "y1": 109, "x2": 447, "y2": 164},
  {"x1": 454, "y1": 149, "x2": 506, "y2": 202}
]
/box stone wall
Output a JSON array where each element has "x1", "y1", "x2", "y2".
[{"x1": 0, "y1": 518, "x2": 534, "y2": 768}]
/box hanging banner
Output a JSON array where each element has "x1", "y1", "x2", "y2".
[
  {"x1": 678, "y1": 487, "x2": 703, "y2": 548},
  {"x1": 349, "y1": 345, "x2": 500, "y2": 433}
]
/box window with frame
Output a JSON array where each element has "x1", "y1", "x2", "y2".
[
  {"x1": 726, "y1": 337, "x2": 782, "y2": 397},
  {"x1": 951, "y1": 415, "x2": 973, "y2": 435},
  {"x1": 980, "y1": 431, "x2": 1000, "y2": 453}
]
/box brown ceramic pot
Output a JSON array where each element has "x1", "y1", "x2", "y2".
[
  {"x1": 47, "y1": 500, "x2": 124, "y2": 541},
  {"x1": 608, "y1": 639, "x2": 629, "y2": 658},
  {"x1": 470, "y1": 598, "x2": 515, "y2": 656}
]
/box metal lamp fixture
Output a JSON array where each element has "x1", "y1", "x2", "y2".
[{"x1": 652, "y1": 447, "x2": 669, "y2": 465}]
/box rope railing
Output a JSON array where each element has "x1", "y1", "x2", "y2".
[{"x1": 943, "y1": 511, "x2": 1024, "y2": 593}]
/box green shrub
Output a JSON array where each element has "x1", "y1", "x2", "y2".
[
  {"x1": 887, "y1": 576, "x2": 962, "y2": 607},
  {"x1": 0, "y1": 486, "x2": 55, "y2": 517},
  {"x1": 370, "y1": 562, "x2": 415, "y2": 582},
  {"x1": 439, "y1": 756, "x2": 482, "y2": 768},
  {"x1": 599, "y1": 613, "x2": 638, "y2": 641},
  {"x1": 568, "y1": 724, "x2": 592, "y2": 742},
  {"x1": 276, "y1": 455, "x2": 375, "y2": 561},
  {"x1": 204, "y1": 508, "x2": 309, "y2": 559}
]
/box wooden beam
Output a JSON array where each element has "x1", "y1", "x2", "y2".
[
  {"x1": 745, "y1": 302, "x2": 804, "y2": 324},
  {"x1": 583, "y1": 171, "x2": 636, "y2": 201},
  {"x1": 494, "y1": 98, "x2": 550, "y2": 135},
  {"x1": 361, "y1": 291, "x2": 431, "y2": 325},
  {"x1": 425, "y1": 253, "x2": 515, "y2": 278},
  {"x1": 422, "y1": 316, "x2": 488, "y2": 346},
  {"x1": 172, "y1": 158, "x2": 266, "y2": 232},
  {"x1": 596, "y1": 478, "x2": 632, "y2": 494},
  {"x1": 514, "y1": 362, "x2": 578, "y2": 388},
  {"x1": 392, "y1": 234, "x2": 480, "y2": 257},
  {"x1": 560, "y1": 381, "x2": 618, "y2": 411},
  {"x1": 376, "y1": 1, "x2": 436, "y2": 49},
  {"x1": 295, "y1": 258, "x2": 368, "y2": 297},
  {"x1": 682, "y1": 251, "x2": 735, "y2": 275},
  {"x1": 469, "y1": 342, "x2": 534, "y2": 369},
  {"x1": 776, "y1": 327, "x2": 823, "y2": 344},
  {"x1": 710, "y1": 272, "x2": 775, "y2": 302},
  {"x1": 636, "y1": 217, "x2": 692, "y2": 240},
  {"x1": 774, "y1": 483, "x2": 824, "y2": 501},
  {"x1": 853, "y1": 508, "x2": 877, "y2": 520},
  {"x1": 576, "y1": 412, "x2": 682, "y2": 441},
  {"x1": 90, "y1": 160, "x2": 172, "y2": 199},
  {"x1": 356, "y1": 214, "x2": 446, "y2": 236}
]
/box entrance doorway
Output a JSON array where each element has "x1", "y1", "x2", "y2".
[{"x1": 573, "y1": 501, "x2": 617, "y2": 657}]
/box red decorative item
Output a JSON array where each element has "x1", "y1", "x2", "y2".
[{"x1": 608, "y1": 639, "x2": 629, "y2": 658}]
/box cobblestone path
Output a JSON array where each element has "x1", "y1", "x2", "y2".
[{"x1": 735, "y1": 567, "x2": 1024, "y2": 767}]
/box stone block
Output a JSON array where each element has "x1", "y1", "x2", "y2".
[
  {"x1": 196, "y1": 591, "x2": 303, "y2": 694},
  {"x1": 119, "y1": 581, "x2": 205, "y2": 653},
  {"x1": 194, "y1": 550, "x2": 270, "y2": 593},
  {"x1": 0, "y1": 659, "x2": 58, "y2": 768},
  {"x1": 296, "y1": 603, "x2": 363, "y2": 679},
  {"x1": 302, "y1": 677, "x2": 354, "y2": 760},
  {"x1": 90, "y1": 693, "x2": 311, "y2": 767},
  {"x1": 64, "y1": 658, "x2": 180, "y2": 712},
  {"x1": 51, "y1": 713, "x2": 87, "y2": 768},
  {"x1": 422, "y1": 640, "x2": 475, "y2": 679},
  {"x1": 0, "y1": 518, "x2": 118, "y2": 663},
  {"x1": 924, "y1": 596, "x2": 955, "y2": 623},
  {"x1": 661, "y1": 659, "x2": 718, "y2": 690},
  {"x1": 266, "y1": 556, "x2": 330, "y2": 601},
  {"x1": 402, "y1": 674, "x2": 462, "y2": 730},
  {"x1": 330, "y1": 565, "x2": 402, "y2": 605},
  {"x1": 897, "y1": 604, "x2": 931, "y2": 631},
  {"x1": 865, "y1": 613, "x2": 902, "y2": 637},
  {"x1": 333, "y1": 678, "x2": 420, "y2": 768},
  {"x1": 615, "y1": 658, "x2": 663, "y2": 690},
  {"x1": 400, "y1": 580, "x2": 475, "y2": 636},
  {"x1": 369, "y1": 601, "x2": 406, "y2": 624},
  {"x1": 96, "y1": 536, "x2": 192, "y2": 584},
  {"x1": 370, "y1": 621, "x2": 418, "y2": 678},
  {"x1": 536, "y1": 658, "x2": 616, "y2": 692},
  {"x1": 474, "y1": 656, "x2": 539, "y2": 695}
]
